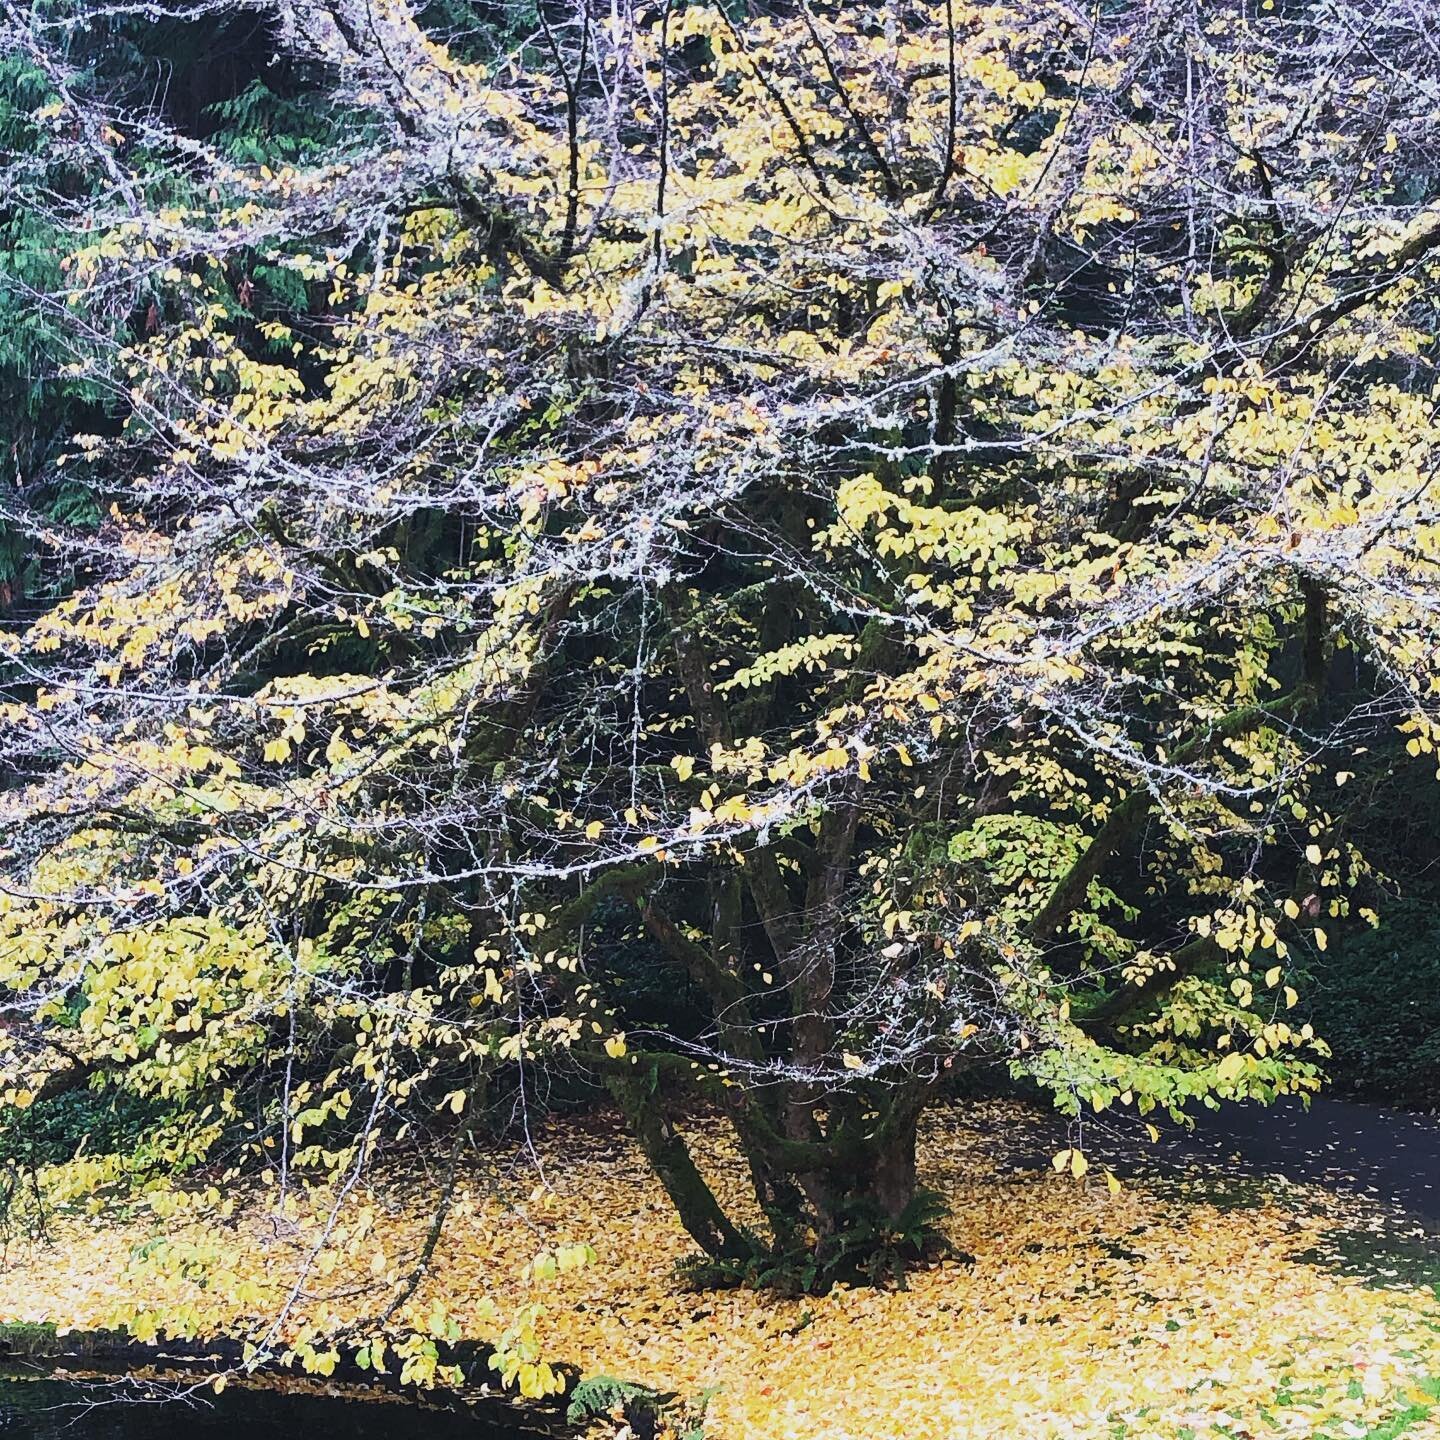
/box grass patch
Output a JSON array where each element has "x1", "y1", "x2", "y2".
[{"x1": 1289, "y1": 1226, "x2": 1440, "y2": 1292}]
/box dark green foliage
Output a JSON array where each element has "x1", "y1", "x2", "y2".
[
  {"x1": 587, "y1": 895, "x2": 712, "y2": 1041},
  {"x1": 0, "y1": 15, "x2": 350, "y2": 603},
  {"x1": 0, "y1": 1088, "x2": 176, "y2": 1170},
  {"x1": 0, "y1": 51, "x2": 110, "y2": 595},
  {"x1": 567, "y1": 1374, "x2": 713, "y2": 1440},
  {"x1": 1305, "y1": 899, "x2": 1440, "y2": 1108},
  {"x1": 566, "y1": 1374, "x2": 661, "y2": 1424},
  {"x1": 0, "y1": 1320, "x2": 61, "y2": 1355},
  {"x1": 415, "y1": 0, "x2": 540, "y2": 64},
  {"x1": 208, "y1": 78, "x2": 360, "y2": 165},
  {"x1": 678, "y1": 1187, "x2": 953, "y2": 1295}
]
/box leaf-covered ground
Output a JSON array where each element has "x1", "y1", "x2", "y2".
[{"x1": 3, "y1": 1101, "x2": 1440, "y2": 1440}]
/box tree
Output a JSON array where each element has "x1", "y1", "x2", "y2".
[{"x1": 5, "y1": 0, "x2": 1440, "y2": 1313}]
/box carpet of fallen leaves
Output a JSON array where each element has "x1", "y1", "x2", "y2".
[{"x1": 4, "y1": 1101, "x2": 1440, "y2": 1440}]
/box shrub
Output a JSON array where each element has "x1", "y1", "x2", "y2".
[{"x1": 1305, "y1": 898, "x2": 1440, "y2": 1108}]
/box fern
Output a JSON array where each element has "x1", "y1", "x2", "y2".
[
  {"x1": 679, "y1": 1189, "x2": 953, "y2": 1296},
  {"x1": 565, "y1": 1374, "x2": 661, "y2": 1425}
]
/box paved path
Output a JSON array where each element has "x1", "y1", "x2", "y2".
[
  {"x1": 1176, "y1": 1096, "x2": 1440, "y2": 1224},
  {"x1": 998, "y1": 1094, "x2": 1440, "y2": 1225}
]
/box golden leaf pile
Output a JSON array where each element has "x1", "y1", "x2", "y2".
[{"x1": 2, "y1": 1101, "x2": 1437, "y2": 1439}]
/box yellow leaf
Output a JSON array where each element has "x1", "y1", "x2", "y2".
[
  {"x1": 670, "y1": 755, "x2": 695, "y2": 782},
  {"x1": 604, "y1": 1034, "x2": 628, "y2": 1059},
  {"x1": 1070, "y1": 1150, "x2": 1089, "y2": 1179},
  {"x1": 1305, "y1": 843, "x2": 1322, "y2": 865},
  {"x1": 1313, "y1": 927, "x2": 1327, "y2": 951},
  {"x1": 842, "y1": 1051, "x2": 864, "y2": 1070}
]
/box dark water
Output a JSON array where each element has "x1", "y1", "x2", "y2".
[{"x1": 0, "y1": 1376, "x2": 543, "y2": 1438}]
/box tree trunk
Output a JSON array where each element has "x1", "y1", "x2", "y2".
[
  {"x1": 747, "y1": 1090, "x2": 925, "y2": 1233},
  {"x1": 728, "y1": 1102, "x2": 808, "y2": 1249},
  {"x1": 859, "y1": 1115, "x2": 920, "y2": 1221},
  {"x1": 606, "y1": 1070, "x2": 750, "y2": 1261},
  {"x1": 808, "y1": 1102, "x2": 923, "y2": 1227}
]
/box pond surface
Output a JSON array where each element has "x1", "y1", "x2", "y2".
[{"x1": 0, "y1": 1376, "x2": 548, "y2": 1439}]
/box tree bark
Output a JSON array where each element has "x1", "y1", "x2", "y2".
[
  {"x1": 854, "y1": 1112, "x2": 920, "y2": 1221},
  {"x1": 605, "y1": 1068, "x2": 750, "y2": 1261}
]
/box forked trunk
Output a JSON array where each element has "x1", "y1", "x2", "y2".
[{"x1": 612, "y1": 1066, "x2": 934, "y2": 1287}]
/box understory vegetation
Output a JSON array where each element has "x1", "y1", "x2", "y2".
[{"x1": 1306, "y1": 903, "x2": 1440, "y2": 1110}]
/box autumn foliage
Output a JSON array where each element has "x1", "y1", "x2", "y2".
[{"x1": 4, "y1": 0, "x2": 1440, "y2": 1396}]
